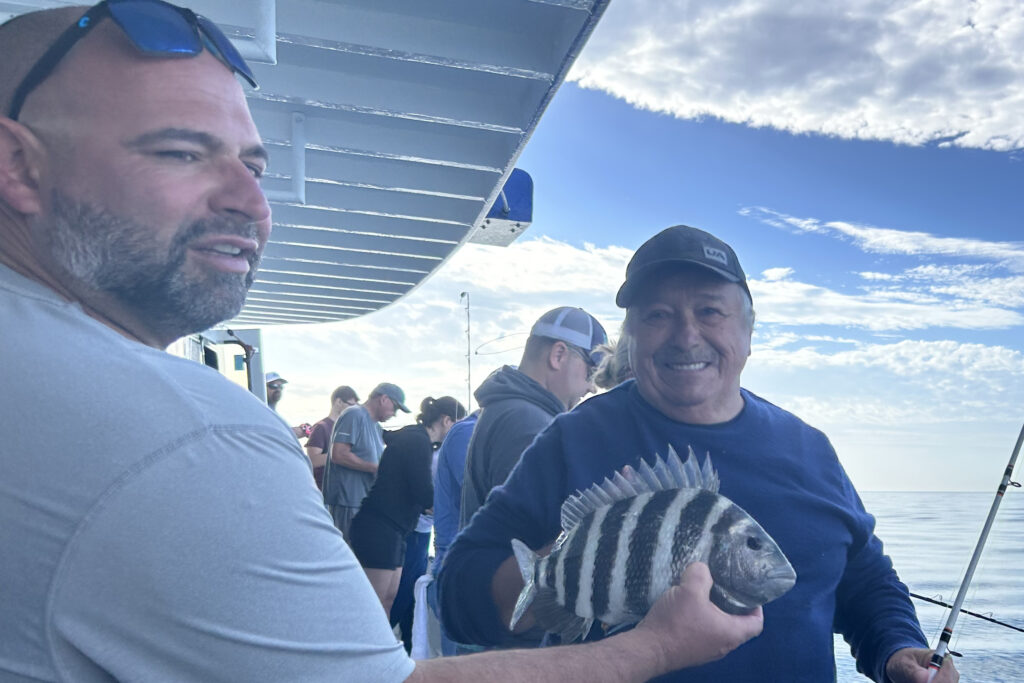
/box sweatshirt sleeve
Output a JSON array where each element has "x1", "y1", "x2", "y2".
[
  {"x1": 832, "y1": 474, "x2": 928, "y2": 682},
  {"x1": 437, "y1": 421, "x2": 568, "y2": 645},
  {"x1": 408, "y1": 433, "x2": 435, "y2": 512}
]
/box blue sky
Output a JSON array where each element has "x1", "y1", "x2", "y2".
[{"x1": 265, "y1": 0, "x2": 1024, "y2": 492}]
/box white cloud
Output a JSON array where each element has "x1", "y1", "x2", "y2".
[
  {"x1": 742, "y1": 207, "x2": 1024, "y2": 318},
  {"x1": 743, "y1": 207, "x2": 1024, "y2": 269},
  {"x1": 761, "y1": 266, "x2": 793, "y2": 281},
  {"x1": 572, "y1": 0, "x2": 1024, "y2": 150},
  {"x1": 753, "y1": 338, "x2": 1024, "y2": 381},
  {"x1": 263, "y1": 238, "x2": 627, "y2": 425},
  {"x1": 441, "y1": 238, "x2": 630, "y2": 298},
  {"x1": 751, "y1": 277, "x2": 1024, "y2": 330},
  {"x1": 859, "y1": 272, "x2": 897, "y2": 281}
]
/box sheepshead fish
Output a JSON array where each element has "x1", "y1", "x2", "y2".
[{"x1": 510, "y1": 446, "x2": 796, "y2": 643}]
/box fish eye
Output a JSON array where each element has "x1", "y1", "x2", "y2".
[{"x1": 746, "y1": 536, "x2": 762, "y2": 551}]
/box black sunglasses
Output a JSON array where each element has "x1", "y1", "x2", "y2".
[
  {"x1": 8, "y1": 0, "x2": 257, "y2": 121},
  {"x1": 568, "y1": 344, "x2": 607, "y2": 381},
  {"x1": 569, "y1": 344, "x2": 606, "y2": 368}
]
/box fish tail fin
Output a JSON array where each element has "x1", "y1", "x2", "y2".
[{"x1": 510, "y1": 538, "x2": 538, "y2": 631}]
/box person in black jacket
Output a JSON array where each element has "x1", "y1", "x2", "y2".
[{"x1": 350, "y1": 395, "x2": 466, "y2": 613}]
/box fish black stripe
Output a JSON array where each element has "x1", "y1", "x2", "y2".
[
  {"x1": 591, "y1": 498, "x2": 633, "y2": 619},
  {"x1": 670, "y1": 490, "x2": 719, "y2": 565},
  {"x1": 544, "y1": 545, "x2": 558, "y2": 589},
  {"x1": 625, "y1": 490, "x2": 677, "y2": 614},
  {"x1": 560, "y1": 512, "x2": 593, "y2": 614}
]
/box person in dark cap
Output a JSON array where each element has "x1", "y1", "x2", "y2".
[
  {"x1": 324, "y1": 381, "x2": 408, "y2": 541},
  {"x1": 439, "y1": 226, "x2": 958, "y2": 683},
  {"x1": 460, "y1": 306, "x2": 608, "y2": 531}
]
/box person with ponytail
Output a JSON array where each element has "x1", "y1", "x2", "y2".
[{"x1": 349, "y1": 395, "x2": 467, "y2": 613}]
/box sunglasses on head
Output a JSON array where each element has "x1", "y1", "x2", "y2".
[{"x1": 8, "y1": 0, "x2": 257, "y2": 121}]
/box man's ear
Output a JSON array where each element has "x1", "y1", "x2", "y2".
[
  {"x1": 548, "y1": 340, "x2": 569, "y2": 371},
  {"x1": 0, "y1": 118, "x2": 44, "y2": 215}
]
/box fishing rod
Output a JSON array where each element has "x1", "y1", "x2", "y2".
[
  {"x1": 910, "y1": 592, "x2": 1024, "y2": 634},
  {"x1": 926, "y1": 421, "x2": 1024, "y2": 681}
]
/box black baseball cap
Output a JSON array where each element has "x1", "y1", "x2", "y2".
[{"x1": 615, "y1": 225, "x2": 751, "y2": 307}]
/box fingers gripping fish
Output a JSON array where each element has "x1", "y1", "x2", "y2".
[{"x1": 510, "y1": 446, "x2": 796, "y2": 643}]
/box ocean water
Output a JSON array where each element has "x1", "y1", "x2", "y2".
[{"x1": 834, "y1": 491, "x2": 1024, "y2": 682}]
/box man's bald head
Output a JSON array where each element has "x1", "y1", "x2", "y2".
[
  {"x1": 0, "y1": 2, "x2": 271, "y2": 348},
  {"x1": 0, "y1": 7, "x2": 89, "y2": 119}
]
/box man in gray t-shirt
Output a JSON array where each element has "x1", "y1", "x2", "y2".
[
  {"x1": 326, "y1": 382, "x2": 409, "y2": 540},
  {"x1": 0, "y1": 6, "x2": 770, "y2": 682}
]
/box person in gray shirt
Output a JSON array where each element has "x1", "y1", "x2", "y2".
[{"x1": 325, "y1": 382, "x2": 408, "y2": 541}]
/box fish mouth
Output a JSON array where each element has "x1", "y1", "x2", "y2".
[
  {"x1": 766, "y1": 563, "x2": 797, "y2": 585},
  {"x1": 711, "y1": 564, "x2": 797, "y2": 613}
]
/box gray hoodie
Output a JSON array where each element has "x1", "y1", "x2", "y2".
[{"x1": 459, "y1": 365, "x2": 565, "y2": 527}]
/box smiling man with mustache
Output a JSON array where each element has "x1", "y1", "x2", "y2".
[{"x1": 439, "y1": 225, "x2": 959, "y2": 683}]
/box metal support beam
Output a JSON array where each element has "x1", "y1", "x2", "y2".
[{"x1": 264, "y1": 112, "x2": 307, "y2": 205}]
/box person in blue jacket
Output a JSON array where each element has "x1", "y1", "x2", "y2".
[
  {"x1": 437, "y1": 225, "x2": 959, "y2": 683},
  {"x1": 428, "y1": 410, "x2": 479, "y2": 656}
]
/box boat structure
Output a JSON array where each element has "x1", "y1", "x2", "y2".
[{"x1": 0, "y1": 0, "x2": 610, "y2": 397}]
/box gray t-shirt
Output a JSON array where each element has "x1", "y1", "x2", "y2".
[
  {"x1": 326, "y1": 404, "x2": 385, "y2": 507},
  {"x1": 0, "y1": 264, "x2": 414, "y2": 683}
]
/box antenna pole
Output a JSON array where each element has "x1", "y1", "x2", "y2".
[{"x1": 461, "y1": 292, "x2": 471, "y2": 411}]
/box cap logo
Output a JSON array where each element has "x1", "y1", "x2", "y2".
[{"x1": 703, "y1": 245, "x2": 728, "y2": 266}]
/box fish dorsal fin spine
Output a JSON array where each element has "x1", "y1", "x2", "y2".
[{"x1": 559, "y1": 445, "x2": 719, "y2": 534}]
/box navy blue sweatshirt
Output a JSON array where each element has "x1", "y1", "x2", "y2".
[{"x1": 438, "y1": 381, "x2": 927, "y2": 682}]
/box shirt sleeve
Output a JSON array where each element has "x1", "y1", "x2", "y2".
[
  {"x1": 831, "y1": 463, "x2": 928, "y2": 682},
  {"x1": 307, "y1": 422, "x2": 329, "y2": 452},
  {"x1": 432, "y1": 422, "x2": 475, "y2": 568},
  {"x1": 49, "y1": 427, "x2": 414, "y2": 683},
  {"x1": 437, "y1": 421, "x2": 567, "y2": 646},
  {"x1": 408, "y1": 437, "x2": 435, "y2": 513},
  {"x1": 332, "y1": 410, "x2": 360, "y2": 448}
]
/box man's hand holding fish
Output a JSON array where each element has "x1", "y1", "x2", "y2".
[{"x1": 633, "y1": 562, "x2": 764, "y2": 670}]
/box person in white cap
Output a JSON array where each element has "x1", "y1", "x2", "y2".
[
  {"x1": 460, "y1": 307, "x2": 608, "y2": 531},
  {"x1": 265, "y1": 371, "x2": 287, "y2": 411},
  {"x1": 265, "y1": 371, "x2": 311, "y2": 439}
]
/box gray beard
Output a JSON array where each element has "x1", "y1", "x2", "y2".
[{"x1": 42, "y1": 190, "x2": 261, "y2": 340}]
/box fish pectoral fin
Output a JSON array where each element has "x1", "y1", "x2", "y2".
[{"x1": 531, "y1": 586, "x2": 592, "y2": 644}]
